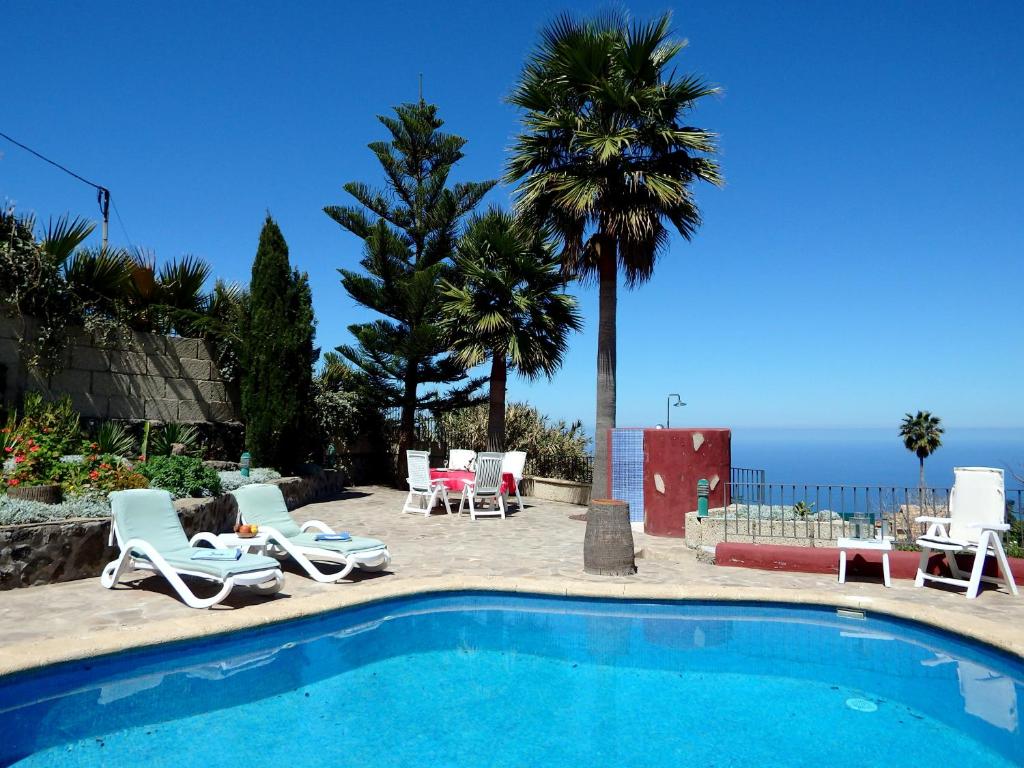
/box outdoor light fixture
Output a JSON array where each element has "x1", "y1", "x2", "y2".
[{"x1": 666, "y1": 394, "x2": 686, "y2": 428}]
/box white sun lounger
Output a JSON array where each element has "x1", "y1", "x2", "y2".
[
  {"x1": 231, "y1": 484, "x2": 391, "y2": 583},
  {"x1": 914, "y1": 467, "x2": 1019, "y2": 599},
  {"x1": 100, "y1": 488, "x2": 284, "y2": 609}
]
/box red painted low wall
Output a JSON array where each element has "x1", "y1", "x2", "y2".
[{"x1": 715, "y1": 542, "x2": 1024, "y2": 585}]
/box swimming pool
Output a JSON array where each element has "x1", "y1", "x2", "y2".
[{"x1": 1, "y1": 592, "x2": 1020, "y2": 767}]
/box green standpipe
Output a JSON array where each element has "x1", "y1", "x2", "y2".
[{"x1": 697, "y1": 478, "x2": 710, "y2": 518}]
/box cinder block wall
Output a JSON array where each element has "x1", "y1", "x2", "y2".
[{"x1": 0, "y1": 317, "x2": 238, "y2": 423}]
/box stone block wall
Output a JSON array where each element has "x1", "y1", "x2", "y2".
[{"x1": 0, "y1": 316, "x2": 237, "y2": 423}]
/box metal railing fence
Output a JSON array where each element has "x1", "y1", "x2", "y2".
[{"x1": 717, "y1": 483, "x2": 1024, "y2": 552}]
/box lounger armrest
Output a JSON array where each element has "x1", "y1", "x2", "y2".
[
  {"x1": 915, "y1": 516, "x2": 949, "y2": 524},
  {"x1": 300, "y1": 520, "x2": 334, "y2": 534},
  {"x1": 119, "y1": 538, "x2": 181, "y2": 577},
  {"x1": 462, "y1": 479, "x2": 476, "y2": 490},
  {"x1": 189, "y1": 531, "x2": 229, "y2": 549},
  {"x1": 966, "y1": 522, "x2": 1011, "y2": 532}
]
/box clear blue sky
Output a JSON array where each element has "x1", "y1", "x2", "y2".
[{"x1": 3, "y1": 1, "x2": 1022, "y2": 431}]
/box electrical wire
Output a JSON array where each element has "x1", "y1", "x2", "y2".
[
  {"x1": 0, "y1": 130, "x2": 107, "y2": 193},
  {"x1": 111, "y1": 197, "x2": 135, "y2": 252}
]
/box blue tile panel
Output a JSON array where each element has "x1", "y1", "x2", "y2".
[{"x1": 611, "y1": 429, "x2": 644, "y2": 523}]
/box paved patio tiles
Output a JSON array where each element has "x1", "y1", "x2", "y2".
[{"x1": 2, "y1": 485, "x2": 1023, "y2": 674}]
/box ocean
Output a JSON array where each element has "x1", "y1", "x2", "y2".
[{"x1": 729, "y1": 427, "x2": 1024, "y2": 490}]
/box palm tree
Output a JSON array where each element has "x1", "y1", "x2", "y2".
[
  {"x1": 440, "y1": 209, "x2": 582, "y2": 451},
  {"x1": 506, "y1": 11, "x2": 722, "y2": 497},
  {"x1": 899, "y1": 410, "x2": 944, "y2": 502}
]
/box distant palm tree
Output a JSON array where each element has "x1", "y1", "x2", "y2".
[
  {"x1": 440, "y1": 209, "x2": 582, "y2": 451},
  {"x1": 506, "y1": 10, "x2": 721, "y2": 497},
  {"x1": 899, "y1": 410, "x2": 944, "y2": 498}
]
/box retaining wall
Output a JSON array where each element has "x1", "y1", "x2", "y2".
[
  {"x1": 0, "y1": 316, "x2": 238, "y2": 423},
  {"x1": 0, "y1": 470, "x2": 345, "y2": 590}
]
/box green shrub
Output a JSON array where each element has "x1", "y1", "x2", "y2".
[
  {"x1": 137, "y1": 456, "x2": 221, "y2": 498},
  {"x1": 149, "y1": 423, "x2": 201, "y2": 457},
  {"x1": 93, "y1": 421, "x2": 136, "y2": 457},
  {"x1": 0, "y1": 494, "x2": 110, "y2": 525},
  {"x1": 437, "y1": 403, "x2": 591, "y2": 482},
  {"x1": 217, "y1": 467, "x2": 281, "y2": 492}
]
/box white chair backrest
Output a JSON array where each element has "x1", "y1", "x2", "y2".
[
  {"x1": 502, "y1": 450, "x2": 526, "y2": 478},
  {"x1": 948, "y1": 467, "x2": 1005, "y2": 543},
  {"x1": 448, "y1": 449, "x2": 477, "y2": 470},
  {"x1": 407, "y1": 450, "x2": 432, "y2": 491},
  {"x1": 474, "y1": 452, "x2": 504, "y2": 494}
]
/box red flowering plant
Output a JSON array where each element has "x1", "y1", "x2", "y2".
[
  {"x1": 60, "y1": 452, "x2": 149, "y2": 495},
  {"x1": 2, "y1": 393, "x2": 83, "y2": 491}
]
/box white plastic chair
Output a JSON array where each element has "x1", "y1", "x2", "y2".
[
  {"x1": 403, "y1": 450, "x2": 452, "y2": 517},
  {"x1": 458, "y1": 452, "x2": 506, "y2": 520},
  {"x1": 501, "y1": 450, "x2": 527, "y2": 508},
  {"x1": 448, "y1": 449, "x2": 477, "y2": 470},
  {"x1": 914, "y1": 467, "x2": 1019, "y2": 599}
]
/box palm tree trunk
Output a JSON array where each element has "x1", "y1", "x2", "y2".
[
  {"x1": 919, "y1": 456, "x2": 926, "y2": 513},
  {"x1": 591, "y1": 243, "x2": 617, "y2": 500},
  {"x1": 487, "y1": 354, "x2": 507, "y2": 452}
]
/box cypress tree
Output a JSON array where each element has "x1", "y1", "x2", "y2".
[
  {"x1": 324, "y1": 101, "x2": 495, "y2": 465},
  {"x1": 241, "y1": 215, "x2": 316, "y2": 471}
]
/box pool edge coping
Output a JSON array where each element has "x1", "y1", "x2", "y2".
[{"x1": 3, "y1": 576, "x2": 1023, "y2": 676}]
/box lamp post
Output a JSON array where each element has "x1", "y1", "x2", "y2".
[{"x1": 666, "y1": 394, "x2": 686, "y2": 428}]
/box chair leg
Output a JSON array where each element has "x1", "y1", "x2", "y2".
[
  {"x1": 990, "y1": 539, "x2": 1020, "y2": 596},
  {"x1": 424, "y1": 488, "x2": 437, "y2": 518},
  {"x1": 914, "y1": 547, "x2": 930, "y2": 587},
  {"x1": 440, "y1": 486, "x2": 453, "y2": 515},
  {"x1": 838, "y1": 550, "x2": 846, "y2": 584},
  {"x1": 402, "y1": 490, "x2": 415, "y2": 514},
  {"x1": 882, "y1": 552, "x2": 891, "y2": 588},
  {"x1": 469, "y1": 494, "x2": 477, "y2": 521},
  {"x1": 966, "y1": 534, "x2": 990, "y2": 599},
  {"x1": 515, "y1": 486, "x2": 523, "y2": 509},
  {"x1": 498, "y1": 494, "x2": 506, "y2": 520}
]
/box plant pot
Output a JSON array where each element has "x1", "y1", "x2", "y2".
[
  {"x1": 520, "y1": 476, "x2": 591, "y2": 506},
  {"x1": 7, "y1": 483, "x2": 63, "y2": 504},
  {"x1": 583, "y1": 498, "x2": 636, "y2": 576}
]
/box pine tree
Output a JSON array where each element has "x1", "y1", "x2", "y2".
[
  {"x1": 324, "y1": 101, "x2": 495, "y2": 466},
  {"x1": 241, "y1": 215, "x2": 316, "y2": 471}
]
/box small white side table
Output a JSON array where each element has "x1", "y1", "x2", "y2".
[
  {"x1": 837, "y1": 537, "x2": 893, "y2": 588},
  {"x1": 215, "y1": 533, "x2": 270, "y2": 556}
]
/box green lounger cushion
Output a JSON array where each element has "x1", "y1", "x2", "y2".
[
  {"x1": 158, "y1": 549, "x2": 280, "y2": 579},
  {"x1": 231, "y1": 484, "x2": 302, "y2": 537},
  {"x1": 110, "y1": 488, "x2": 191, "y2": 553},
  {"x1": 288, "y1": 533, "x2": 386, "y2": 554}
]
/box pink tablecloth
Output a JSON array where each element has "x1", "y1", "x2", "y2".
[{"x1": 430, "y1": 468, "x2": 517, "y2": 495}]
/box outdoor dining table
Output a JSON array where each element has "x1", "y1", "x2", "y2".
[{"x1": 429, "y1": 468, "x2": 517, "y2": 496}]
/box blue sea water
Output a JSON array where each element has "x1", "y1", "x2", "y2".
[
  {"x1": 1, "y1": 593, "x2": 1021, "y2": 767},
  {"x1": 731, "y1": 428, "x2": 1024, "y2": 488}
]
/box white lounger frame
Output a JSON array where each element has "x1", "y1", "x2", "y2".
[
  {"x1": 236, "y1": 516, "x2": 391, "y2": 584},
  {"x1": 100, "y1": 525, "x2": 284, "y2": 610}
]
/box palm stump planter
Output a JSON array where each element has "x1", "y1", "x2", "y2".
[
  {"x1": 7, "y1": 484, "x2": 63, "y2": 505},
  {"x1": 583, "y1": 498, "x2": 636, "y2": 576}
]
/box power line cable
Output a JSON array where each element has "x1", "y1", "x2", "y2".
[
  {"x1": 0, "y1": 130, "x2": 107, "y2": 192},
  {"x1": 1, "y1": 129, "x2": 112, "y2": 247},
  {"x1": 111, "y1": 197, "x2": 135, "y2": 251}
]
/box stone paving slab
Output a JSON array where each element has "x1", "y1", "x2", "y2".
[{"x1": 1, "y1": 486, "x2": 1022, "y2": 675}]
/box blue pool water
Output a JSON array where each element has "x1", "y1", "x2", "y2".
[{"x1": 1, "y1": 593, "x2": 1021, "y2": 767}]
